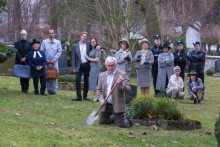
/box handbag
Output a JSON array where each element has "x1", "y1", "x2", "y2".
[
  {"x1": 12, "y1": 63, "x2": 31, "y2": 79},
  {"x1": 46, "y1": 66, "x2": 58, "y2": 80}
]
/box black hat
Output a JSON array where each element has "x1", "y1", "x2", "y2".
[
  {"x1": 163, "y1": 44, "x2": 170, "y2": 49},
  {"x1": 31, "y1": 39, "x2": 40, "y2": 45}
]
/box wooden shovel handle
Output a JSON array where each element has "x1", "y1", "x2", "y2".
[{"x1": 96, "y1": 82, "x2": 119, "y2": 114}]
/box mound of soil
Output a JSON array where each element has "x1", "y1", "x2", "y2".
[{"x1": 130, "y1": 118, "x2": 201, "y2": 130}]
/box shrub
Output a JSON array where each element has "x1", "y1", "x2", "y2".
[
  {"x1": 128, "y1": 96, "x2": 154, "y2": 119},
  {"x1": 58, "y1": 74, "x2": 75, "y2": 83},
  {"x1": 215, "y1": 112, "x2": 220, "y2": 146},
  {"x1": 0, "y1": 44, "x2": 16, "y2": 63},
  {"x1": 206, "y1": 69, "x2": 214, "y2": 76},
  {"x1": 152, "y1": 98, "x2": 183, "y2": 120},
  {"x1": 126, "y1": 95, "x2": 183, "y2": 120}
]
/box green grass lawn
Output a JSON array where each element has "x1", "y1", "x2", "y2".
[{"x1": 0, "y1": 75, "x2": 219, "y2": 147}]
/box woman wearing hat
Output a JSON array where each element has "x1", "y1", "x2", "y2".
[
  {"x1": 133, "y1": 38, "x2": 154, "y2": 95},
  {"x1": 115, "y1": 39, "x2": 132, "y2": 79},
  {"x1": 187, "y1": 71, "x2": 204, "y2": 104},
  {"x1": 173, "y1": 41, "x2": 187, "y2": 81},
  {"x1": 156, "y1": 43, "x2": 174, "y2": 94},
  {"x1": 27, "y1": 39, "x2": 47, "y2": 95},
  {"x1": 84, "y1": 38, "x2": 101, "y2": 102},
  {"x1": 166, "y1": 66, "x2": 184, "y2": 99}
]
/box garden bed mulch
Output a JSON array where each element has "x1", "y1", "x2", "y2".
[{"x1": 130, "y1": 118, "x2": 201, "y2": 130}]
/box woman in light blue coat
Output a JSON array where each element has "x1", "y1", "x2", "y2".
[
  {"x1": 115, "y1": 39, "x2": 132, "y2": 79},
  {"x1": 156, "y1": 44, "x2": 174, "y2": 94}
]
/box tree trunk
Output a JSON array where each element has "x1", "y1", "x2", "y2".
[{"x1": 207, "y1": 44, "x2": 211, "y2": 55}]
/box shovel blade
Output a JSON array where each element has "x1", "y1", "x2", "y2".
[{"x1": 84, "y1": 110, "x2": 99, "y2": 126}]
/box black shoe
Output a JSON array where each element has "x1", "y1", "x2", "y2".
[
  {"x1": 83, "y1": 97, "x2": 91, "y2": 101},
  {"x1": 197, "y1": 100, "x2": 201, "y2": 105},
  {"x1": 35, "y1": 92, "x2": 39, "y2": 95},
  {"x1": 48, "y1": 91, "x2": 56, "y2": 95},
  {"x1": 194, "y1": 99, "x2": 197, "y2": 104},
  {"x1": 22, "y1": 90, "x2": 28, "y2": 93},
  {"x1": 72, "y1": 98, "x2": 82, "y2": 101},
  {"x1": 41, "y1": 93, "x2": 47, "y2": 96},
  {"x1": 154, "y1": 94, "x2": 158, "y2": 97}
]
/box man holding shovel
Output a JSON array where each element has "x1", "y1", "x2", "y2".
[{"x1": 96, "y1": 56, "x2": 132, "y2": 128}]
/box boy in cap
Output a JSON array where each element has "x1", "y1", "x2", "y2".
[{"x1": 150, "y1": 35, "x2": 163, "y2": 97}]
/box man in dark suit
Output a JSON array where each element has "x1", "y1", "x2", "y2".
[
  {"x1": 14, "y1": 30, "x2": 32, "y2": 93},
  {"x1": 72, "y1": 32, "x2": 91, "y2": 101}
]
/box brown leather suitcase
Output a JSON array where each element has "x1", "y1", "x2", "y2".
[{"x1": 46, "y1": 67, "x2": 58, "y2": 79}]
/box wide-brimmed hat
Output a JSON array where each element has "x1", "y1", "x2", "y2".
[
  {"x1": 31, "y1": 39, "x2": 40, "y2": 45},
  {"x1": 162, "y1": 43, "x2": 171, "y2": 49},
  {"x1": 139, "y1": 38, "x2": 150, "y2": 45},
  {"x1": 188, "y1": 70, "x2": 197, "y2": 77},
  {"x1": 119, "y1": 38, "x2": 129, "y2": 48}
]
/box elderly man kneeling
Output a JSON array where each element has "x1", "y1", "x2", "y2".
[
  {"x1": 96, "y1": 56, "x2": 132, "y2": 128},
  {"x1": 166, "y1": 66, "x2": 185, "y2": 99}
]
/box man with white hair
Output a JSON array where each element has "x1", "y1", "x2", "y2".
[
  {"x1": 14, "y1": 30, "x2": 32, "y2": 93},
  {"x1": 96, "y1": 56, "x2": 132, "y2": 128}
]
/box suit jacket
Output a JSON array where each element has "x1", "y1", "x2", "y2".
[
  {"x1": 71, "y1": 41, "x2": 91, "y2": 72},
  {"x1": 97, "y1": 70, "x2": 131, "y2": 113},
  {"x1": 14, "y1": 40, "x2": 32, "y2": 64},
  {"x1": 27, "y1": 50, "x2": 46, "y2": 77}
]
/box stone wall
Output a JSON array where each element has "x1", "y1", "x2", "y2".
[{"x1": 205, "y1": 55, "x2": 220, "y2": 72}]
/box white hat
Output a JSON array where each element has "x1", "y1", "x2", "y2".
[{"x1": 20, "y1": 30, "x2": 27, "y2": 35}]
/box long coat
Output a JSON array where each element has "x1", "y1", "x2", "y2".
[
  {"x1": 115, "y1": 49, "x2": 132, "y2": 77},
  {"x1": 71, "y1": 41, "x2": 91, "y2": 72},
  {"x1": 173, "y1": 50, "x2": 187, "y2": 80},
  {"x1": 133, "y1": 50, "x2": 154, "y2": 87},
  {"x1": 97, "y1": 70, "x2": 131, "y2": 113},
  {"x1": 188, "y1": 49, "x2": 206, "y2": 74},
  {"x1": 27, "y1": 50, "x2": 46, "y2": 77},
  {"x1": 156, "y1": 52, "x2": 174, "y2": 91},
  {"x1": 14, "y1": 40, "x2": 32, "y2": 64}
]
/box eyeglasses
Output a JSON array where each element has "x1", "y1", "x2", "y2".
[{"x1": 21, "y1": 34, "x2": 26, "y2": 36}]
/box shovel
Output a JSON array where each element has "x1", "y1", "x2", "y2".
[{"x1": 84, "y1": 82, "x2": 119, "y2": 126}]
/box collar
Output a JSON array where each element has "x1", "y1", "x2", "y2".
[
  {"x1": 107, "y1": 70, "x2": 116, "y2": 76},
  {"x1": 119, "y1": 49, "x2": 127, "y2": 52},
  {"x1": 79, "y1": 41, "x2": 86, "y2": 45}
]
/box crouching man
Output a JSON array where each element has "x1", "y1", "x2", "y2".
[{"x1": 97, "y1": 56, "x2": 132, "y2": 128}]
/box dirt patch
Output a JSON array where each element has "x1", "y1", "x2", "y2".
[{"x1": 130, "y1": 118, "x2": 201, "y2": 130}]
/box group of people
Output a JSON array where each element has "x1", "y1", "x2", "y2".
[
  {"x1": 15, "y1": 30, "x2": 206, "y2": 128},
  {"x1": 15, "y1": 29, "x2": 62, "y2": 96}
]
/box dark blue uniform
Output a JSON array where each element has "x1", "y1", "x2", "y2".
[
  {"x1": 173, "y1": 50, "x2": 187, "y2": 81},
  {"x1": 27, "y1": 50, "x2": 47, "y2": 95},
  {"x1": 150, "y1": 45, "x2": 163, "y2": 95},
  {"x1": 188, "y1": 49, "x2": 206, "y2": 83}
]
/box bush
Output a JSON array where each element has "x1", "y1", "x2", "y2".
[
  {"x1": 58, "y1": 74, "x2": 75, "y2": 83},
  {"x1": 0, "y1": 44, "x2": 16, "y2": 63},
  {"x1": 126, "y1": 96, "x2": 183, "y2": 120},
  {"x1": 206, "y1": 69, "x2": 214, "y2": 76},
  {"x1": 215, "y1": 113, "x2": 220, "y2": 147}
]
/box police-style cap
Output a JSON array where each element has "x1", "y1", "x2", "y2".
[
  {"x1": 154, "y1": 34, "x2": 161, "y2": 40},
  {"x1": 193, "y1": 41, "x2": 201, "y2": 46},
  {"x1": 177, "y1": 40, "x2": 184, "y2": 45}
]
